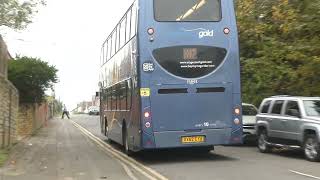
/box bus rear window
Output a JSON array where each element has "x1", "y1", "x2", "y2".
[{"x1": 154, "y1": 0, "x2": 221, "y2": 22}]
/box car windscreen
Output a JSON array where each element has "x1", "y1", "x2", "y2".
[
  {"x1": 154, "y1": 0, "x2": 221, "y2": 22},
  {"x1": 242, "y1": 105, "x2": 258, "y2": 116},
  {"x1": 303, "y1": 100, "x2": 320, "y2": 117}
]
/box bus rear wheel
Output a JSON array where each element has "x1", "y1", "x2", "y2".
[
  {"x1": 122, "y1": 126, "x2": 132, "y2": 156},
  {"x1": 105, "y1": 118, "x2": 112, "y2": 143},
  {"x1": 193, "y1": 146, "x2": 214, "y2": 153}
]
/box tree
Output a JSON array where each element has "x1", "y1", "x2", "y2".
[
  {"x1": 237, "y1": 0, "x2": 320, "y2": 106},
  {"x1": 8, "y1": 56, "x2": 58, "y2": 103},
  {"x1": 0, "y1": 0, "x2": 45, "y2": 30}
]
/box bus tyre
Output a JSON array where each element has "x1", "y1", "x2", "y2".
[
  {"x1": 105, "y1": 119, "x2": 111, "y2": 143},
  {"x1": 304, "y1": 135, "x2": 320, "y2": 162},
  {"x1": 258, "y1": 130, "x2": 271, "y2": 153},
  {"x1": 198, "y1": 146, "x2": 214, "y2": 153},
  {"x1": 104, "y1": 118, "x2": 108, "y2": 136},
  {"x1": 123, "y1": 128, "x2": 132, "y2": 156}
]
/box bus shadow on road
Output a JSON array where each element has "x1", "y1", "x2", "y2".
[
  {"x1": 104, "y1": 140, "x2": 239, "y2": 164},
  {"x1": 132, "y1": 149, "x2": 239, "y2": 165}
]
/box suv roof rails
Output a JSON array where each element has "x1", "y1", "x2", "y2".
[{"x1": 270, "y1": 95, "x2": 291, "y2": 98}]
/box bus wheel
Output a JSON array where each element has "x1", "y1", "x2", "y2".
[
  {"x1": 122, "y1": 126, "x2": 132, "y2": 156},
  {"x1": 104, "y1": 118, "x2": 108, "y2": 136},
  {"x1": 194, "y1": 146, "x2": 214, "y2": 153}
]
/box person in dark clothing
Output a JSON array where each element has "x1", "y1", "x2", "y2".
[{"x1": 61, "y1": 104, "x2": 70, "y2": 119}]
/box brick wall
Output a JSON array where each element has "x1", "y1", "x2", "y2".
[
  {"x1": 0, "y1": 35, "x2": 19, "y2": 148},
  {"x1": 0, "y1": 35, "x2": 9, "y2": 78},
  {"x1": 16, "y1": 103, "x2": 49, "y2": 140},
  {"x1": 0, "y1": 78, "x2": 19, "y2": 148}
]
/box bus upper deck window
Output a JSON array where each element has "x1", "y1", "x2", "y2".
[{"x1": 154, "y1": 0, "x2": 221, "y2": 22}]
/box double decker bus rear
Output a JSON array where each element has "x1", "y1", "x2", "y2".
[{"x1": 137, "y1": 0, "x2": 242, "y2": 149}]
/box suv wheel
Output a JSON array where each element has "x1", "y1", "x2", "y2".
[
  {"x1": 258, "y1": 130, "x2": 271, "y2": 153},
  {"x1": 304, "y1": 135, "x2": 320, "y2": 162}
]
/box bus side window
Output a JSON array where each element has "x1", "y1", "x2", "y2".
[
  {"x1": 114, "y1": 84, "x2": 118, "y2": 111},
  {"x1": 116, "y1": 26, "x2": 120, "y2": 53},
  {"x1": 112, "y1": 30, "x2": 116, "y2": 56},
  {"x1": 126, "y1": 80, "x2": 132, "y2": 110},
  {"x1": 130, "y1": 4, "x2": 137, "y2": 39},
  {"x1": 107, "y1": 39, "x2": 112, "y2": 60},
  {"x1": 112, "y1": 86, "x2": 117, "y2": 111},
  {"x1": 120, "y1": 18, "x2": 126, "y2": 48},
  {"x1": 107, "y1": 87, "x2": 110, "y2": 110},
  {"x1": 120, "y1": 82, "x2": 127, "y2": 110},
  {"x1": 126, "y1": 9, "x2": 131, "y2": 42}
]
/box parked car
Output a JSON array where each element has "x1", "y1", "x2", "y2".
[
  {"x1": 242, "y1": 103, "x2": 258, "y2": 142},
  {"x1": 88, "y1": 106, "x2": 100, "y2": 115},
  {"x1": 256, "y1": 96, "x2": 320, "y2": 162}
]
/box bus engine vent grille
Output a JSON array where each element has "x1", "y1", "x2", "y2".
[
  {"x1": 196, "y1": 87, "x2": 225, "y2": 93},
  {"x1": 158, "y1": 88, "x2": 188, "y2": 94}
]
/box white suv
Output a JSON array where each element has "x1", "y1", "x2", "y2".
[{"x1": 242, "y1": 103, "x2": 258, "y2": 142}]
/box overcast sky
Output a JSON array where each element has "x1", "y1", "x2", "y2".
[{"x1": 3, "y1": 0, "x2": 134, "y2": 110}]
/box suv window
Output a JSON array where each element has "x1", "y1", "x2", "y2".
[
  {"x1": 261, "y1": 100, "x2": 271, "y2": 113},
  {"x1": 285, "y1": 101, "x2": 301, "y2": 117},
  {"x1": 243, "y1": 105, "x2": 258, "y2": 116},
  {"x1": 271, "y1": 100, "x2": 284, "y2": 114}
]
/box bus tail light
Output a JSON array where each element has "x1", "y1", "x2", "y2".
[
  {"x1": 234, "y1": 107, "x2": 241, "y2": 115},
  {"x1": 223, "y1": 28, "x2": 230, "y2": 34},
  {"x1": 147, "y1": 28, "x2": 154, "y2": 35},
  {"x1": 234, "y1": 118, "x2": 240, "y2": 125},
  {"x1": 145, "y1": 122, "x2": 151, "y2": 128},
  {"x1": 144, "y1": 111, "x2": 150, "y2": 118}
]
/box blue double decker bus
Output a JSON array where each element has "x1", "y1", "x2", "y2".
[{"x1": 99, "y1": 0, "x2": 242, "y2": 154}]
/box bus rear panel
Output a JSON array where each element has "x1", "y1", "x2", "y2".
[{"x1": 138, "y1": 0, "x2": 242, "y2": 149}]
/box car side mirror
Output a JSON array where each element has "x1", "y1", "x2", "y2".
[
  {"x1": 289, "y1": 109, "x2": 301, "y2": 118},
  {"x1": 96, "y1": 92, "x2": 100, "y2": 97}
]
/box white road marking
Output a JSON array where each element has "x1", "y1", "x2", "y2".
[
  {"x1": 290, "y1": 170, "x2": 320, "y2": 179},
  {"x1": 70, "y1": 120, "x2": 168, "y2": 180}
]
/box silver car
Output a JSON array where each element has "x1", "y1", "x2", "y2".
[{"x1": 256, "y1": 96, "x2": 320, "y2": 162}]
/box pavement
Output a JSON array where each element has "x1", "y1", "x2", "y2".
[
  {"x1": 0, "y1": 117, "x2": 148, "y2": 180},
  {"x1": 1, "y1": 114, "x2": 319, "y2": 180}
]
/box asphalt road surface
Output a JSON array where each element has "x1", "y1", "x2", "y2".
[{"x1": 72, "y1": 114, "x2": 320, "y2": 180}]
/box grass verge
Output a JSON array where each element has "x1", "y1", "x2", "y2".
[{"x1": 0, "y1": 149, "x2": 9, "y2": 167}]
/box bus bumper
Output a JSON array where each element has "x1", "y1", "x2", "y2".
[{"x1": 148, "y1": 128, "x2": 236, "y2": 149}]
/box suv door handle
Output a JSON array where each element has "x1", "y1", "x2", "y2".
[{"x1": 281, "y1": 120, "x2": 287, "y2": 123}]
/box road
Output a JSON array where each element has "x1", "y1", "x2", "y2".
[{"x1": 72, "y1": 114, "x2": 320, "y2": 180}]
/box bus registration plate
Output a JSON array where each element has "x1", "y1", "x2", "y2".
[{"x1": 181, "y1": 136, "x2": 205, "y2": 144}]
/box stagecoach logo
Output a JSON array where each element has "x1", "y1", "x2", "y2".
[
  {"x1": 182, "y1": 28, "x2": 214, "y2": 39},
  {"x1": 143, "y1": 62, "x2": 154, "y2": 72}
]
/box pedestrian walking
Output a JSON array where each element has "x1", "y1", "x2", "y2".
[{"x1": 61, "y1": 104, "x2": 70, "y2": 119}]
